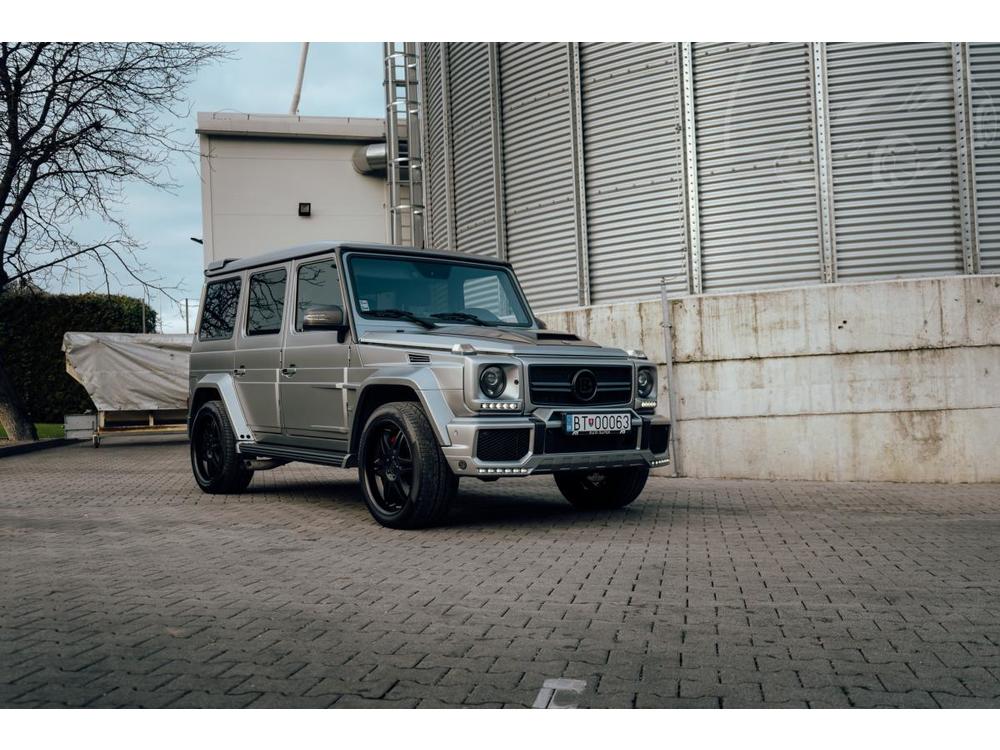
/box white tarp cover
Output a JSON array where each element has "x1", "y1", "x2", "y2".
[{"x1": 62, "y1": 332, "x2": 193, "y2": 412}]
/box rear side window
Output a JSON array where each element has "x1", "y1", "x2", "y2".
[
  {"x1": 295, "y1": 260, "x2": 343, "y2": 331},
  {"x1": 198, "y1": 277, "x2": 241, "y2": 341},
  {"x1": 246, "y1": 268, "x2": 287, "y2": 336}
]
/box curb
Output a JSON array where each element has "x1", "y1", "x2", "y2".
[{"x1": 0, "y1": 438, "x2": 79, "y2": 458}]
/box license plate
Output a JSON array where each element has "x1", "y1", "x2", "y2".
[{"x1": 564, "y1": 413, "x2": 631, "y2": 435}]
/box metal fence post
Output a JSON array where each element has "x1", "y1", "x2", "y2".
[{"x1": 659, "y1": 280, "x2": 681, "y2": 478}]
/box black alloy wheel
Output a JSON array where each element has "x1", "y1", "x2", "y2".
[
  {"x1": 357, "y1": 402, "x2": 457, "y2": 529},
  {"x1": 363, "y1": 417, "x2": 416, "y2": 515},
  {"x1": 193, "y1": 410, "x2": 224, "y2": 483},
  {"x1": 190, "y1": 400, "x2": 254, "y2": 494}
]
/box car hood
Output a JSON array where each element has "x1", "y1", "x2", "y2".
[{"x1": 358, "y1": 325, "x2": 630, "y2": 358}]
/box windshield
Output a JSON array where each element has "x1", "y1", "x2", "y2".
[{"x1": 346, "y1": 254, "x2": 534, "y2": 328}]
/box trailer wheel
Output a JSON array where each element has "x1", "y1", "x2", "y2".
[{"x1": 190, "y1": 400, "x2": 254, "y2": 494}]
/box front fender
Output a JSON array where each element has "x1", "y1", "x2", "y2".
[
  {"x1": 191, "y1": 372, "x2": 254, "y2": 443},
  {"x1": 354, "y1": 367, "x2": 457, "y2": 446}
]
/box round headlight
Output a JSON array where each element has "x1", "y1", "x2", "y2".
[
  {"x1": 479, "y1": 365, "x2": 507, "y2": 399},
  {"x1": 637, "y1": 368, "x2": 655, "y2": 398}
]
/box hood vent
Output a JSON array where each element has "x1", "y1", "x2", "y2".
[
  {"x1": 536, "y1": 331, "x2": 581, "y2": 342},
  {"x1": 408, "y1": 352, "x2": 431, "y2": 363}
]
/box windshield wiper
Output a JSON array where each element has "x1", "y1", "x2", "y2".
[
  {"x1": 430, "y1": 311, "x2": 501, "y2": 327},
  {"x1": 367, "y1": 308, "x2": 437, "y2": 329}
]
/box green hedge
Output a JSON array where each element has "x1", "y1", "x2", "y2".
[{"x1": 0, "y1": 291, "x2": 156, "y2": 423}]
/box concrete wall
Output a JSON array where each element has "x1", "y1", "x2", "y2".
[
  {"x1": 198, "y1": 113, "x2": 388, "y2": 265},
  {"x1": 539, "y1": 275, "x2": 1000, "y2": 483}
]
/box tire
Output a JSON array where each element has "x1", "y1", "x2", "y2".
[
  {"x1": 190, "y1": 400, "x2": 254, "y2": 494},
  {"x1": 554, "y1": 466, "x2": 649, "y2": 511},
  {"x1": 358, "y1": 401, "x2": 457, "y2": 529}
]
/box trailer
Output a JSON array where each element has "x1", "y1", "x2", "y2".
[{"x1": 62, "y1": 332, "x2": 193, "y2": 447}]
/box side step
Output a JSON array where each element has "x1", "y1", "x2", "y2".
[{"x1": 238, "y1": 442, "x2": 356, "y2": 469}]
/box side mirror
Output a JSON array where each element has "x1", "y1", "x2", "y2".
[
  {"x1": 534, "y1": 316, "x2": 548, "y2": 330},
  {"x1": 302, "y1": 305, "x2": 347, "y2": 331}
]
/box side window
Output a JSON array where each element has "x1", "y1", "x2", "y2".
[
  {"x1": 246, "y1": 268, "x2": 287, "y2": 336},
  {"x1": 198, "y1": 277, "x2": 241, "y2": 341},
  {"x1": 296, "y1": 260, "x2": 343, "y2": 331}
]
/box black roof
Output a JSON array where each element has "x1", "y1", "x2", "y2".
[{"x1": 204, "y1": 241, "x2": 512, "y2": 277}]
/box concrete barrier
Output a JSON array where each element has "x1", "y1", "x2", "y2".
[{"x1": 539, "y1": 274, "x2": 1000, "y2": 483}]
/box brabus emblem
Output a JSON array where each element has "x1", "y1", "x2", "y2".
[{"x1": 572, "y1": 369, "x2": 598, "y2": 402}]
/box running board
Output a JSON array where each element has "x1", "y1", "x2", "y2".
[{"x1": 238, "y1": 442, "x2": 356, "y2": 469}]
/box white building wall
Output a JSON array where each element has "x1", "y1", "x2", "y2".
[
  {"x1": 540, "y1": 274, "x2": 1000, "y2": 483},
  {"x1": 198, "y1": 113, "x2": 388, "y2": 265}
]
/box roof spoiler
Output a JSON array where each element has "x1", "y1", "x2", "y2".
[{"x1": 205, "y1": 258, "x2": 238, "y2": 274}]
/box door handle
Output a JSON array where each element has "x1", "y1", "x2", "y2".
[
  {"x1": 281, "y1": 365, "x2": 297, "y2": 377},
  {"x1": 234, "y1": 366, "x2": 246, "y2": 378}
]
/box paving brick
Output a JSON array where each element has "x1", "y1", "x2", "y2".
[
  {"x1": 636, "y1": 694, "x2": 720, "y2": 708},
  {"x1": 168, "y1": 690, "x2": 261, "y2": 708},
  {"x1": 85, "y1": 687, "x2": 190, "y2": 708},
  {"x1": 332, "y1": 695, "x2": 420, "y2": 708},
  {"x1": 246, "y1": 693, "x2": 340, "y2": 708},
  {"x1": 846, "y1": 687, "x2": 939, "y2": 709},
  {"x1": 3, "y1": 436, "x2": 1000, "y2": 708},
  {"x1": 931, "y1": 692, "x2": 1000, "y2": 708}
]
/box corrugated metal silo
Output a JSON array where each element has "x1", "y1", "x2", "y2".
[{"x1": 417, "y1": 42, "x2": 996, "y2": 310}]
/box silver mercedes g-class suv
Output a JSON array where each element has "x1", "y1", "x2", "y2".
[{"x1": 188, "y1": 241, "x2": 670, "y2": 528}]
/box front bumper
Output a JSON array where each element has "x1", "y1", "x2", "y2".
[{"x1": 441, "y1": 410, "x2": 671, "y2": 477}]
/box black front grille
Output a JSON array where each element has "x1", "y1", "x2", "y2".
[
  {"x1": 476, "y1": 428, "x2": 531, "y2": 462},
  {"x1": 542, "y1": 427, "x2": 638, "y2": 454},
  {"x1": 528, "y1": 365, "x2": 632, "y2": 406}
]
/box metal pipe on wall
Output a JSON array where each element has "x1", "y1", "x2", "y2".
[
  {"x1": 659, "y1": 280, "x2": 682, "y2": 477},
  {"x1": 289, "y1": 42, "x2": 310, "y2": 116}
]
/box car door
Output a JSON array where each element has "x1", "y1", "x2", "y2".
[
  {"x1": 279, "y1": 256, "x2": 351, "y2": 446},
  {"x1": 234, "y1": 265, "x2": 289, "y2": 436}
]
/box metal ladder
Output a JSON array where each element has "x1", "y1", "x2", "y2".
[{"x1": 383, "y1": 42, "x2": 425, "y2": 248}]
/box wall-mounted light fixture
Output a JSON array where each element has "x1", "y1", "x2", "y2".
[{"x1": 298, "y1": 202, "x2": 311, "y2": 217}]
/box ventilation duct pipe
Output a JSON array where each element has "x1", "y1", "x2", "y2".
[{"x1": 352, "y1": 143, "x2": 388, "y2": 175}]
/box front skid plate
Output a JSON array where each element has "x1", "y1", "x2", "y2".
[{"x1": 443, "y1": 449, "x2": 665, "y2": 477}]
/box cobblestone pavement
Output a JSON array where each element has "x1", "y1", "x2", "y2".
[{"x1": 2, "y1": 436, "x2": 1000, "y2": 708}]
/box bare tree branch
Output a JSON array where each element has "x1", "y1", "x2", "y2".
[{"x1": 0, "y1": 42, "x2": 230, "y2": 439}]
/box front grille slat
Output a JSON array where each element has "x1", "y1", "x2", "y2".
[{"x1": 528, "y1": 364, "x2": 633, "y2": 406}]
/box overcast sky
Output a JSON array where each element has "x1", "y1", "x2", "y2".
[{"x1": 51, "y1": 43, "x2": 384, "y2": 333}]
